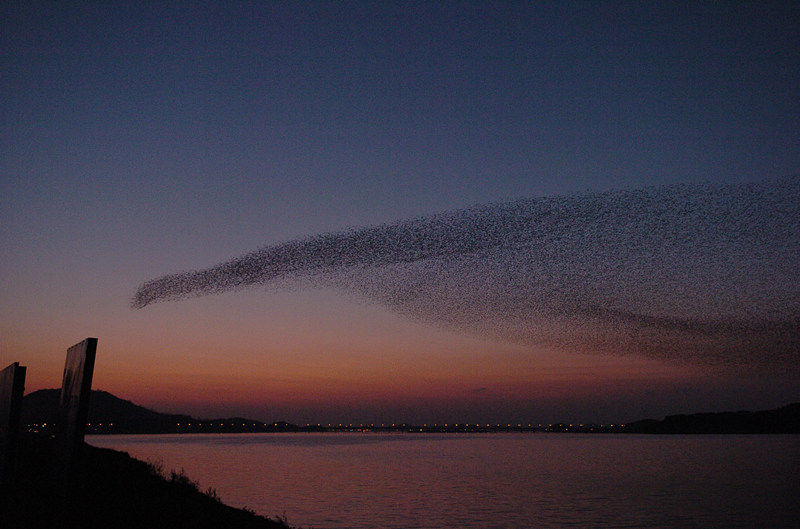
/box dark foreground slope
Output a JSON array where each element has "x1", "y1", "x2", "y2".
[{"x1": 2, "y1": 435, "x2": 291, "y2": 529}]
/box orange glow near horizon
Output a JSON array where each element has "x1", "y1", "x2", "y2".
[
  {"x1": 3, "y1": 0, "x2": 799, "y2": 436},
  {"x1": 9, "y1": 287, "x2": 796, "y2": 425}
]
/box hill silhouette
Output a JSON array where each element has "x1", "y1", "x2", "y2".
[
  {"x1": 622, "y1": 403, "x2": 800, "y2": 434},
  {"x1": 23, "y1": 389, "x2": 800, "y2": 434},
  {"x1": 22, "y1": 389, "x2": 314, "y2": 434},
  {"x1": 23, "y1": 389, "x2": 195, "y2": 434}
]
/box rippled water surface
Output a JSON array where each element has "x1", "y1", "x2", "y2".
[{"x1": 88, "y1": 433, "x2": 799, "y2": 529}]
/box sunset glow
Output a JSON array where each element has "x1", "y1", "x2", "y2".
[{"x1": 2, "y1": 2, "x2": 798, "y2": 425}]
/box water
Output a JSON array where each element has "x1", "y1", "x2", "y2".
[{"x1": 88, "y1": 433, "x2": 799, "y2": 529}]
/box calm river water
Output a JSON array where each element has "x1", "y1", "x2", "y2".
[{"x1": 88, "y1": 433, "x2": 799, "y2": 529}]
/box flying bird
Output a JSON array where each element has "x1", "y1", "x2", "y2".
[{"x1": 133, "y1": 177, "x2": 800, "y2": 372}]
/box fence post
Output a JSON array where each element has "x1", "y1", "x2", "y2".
[
  {"x1": 51, "y1": 337, "x2": 97, "y2": 494},
  {"x1": 0, "y1": 362, "x2": 26, "y2": 490}
]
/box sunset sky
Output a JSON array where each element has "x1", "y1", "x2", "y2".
[{"x1": 2, "y1": 1, "x2": 799, "y2": 425}]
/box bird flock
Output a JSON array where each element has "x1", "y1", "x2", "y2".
[{"x1": 132, "y1": 177, "x2": 800, "y2": 372}]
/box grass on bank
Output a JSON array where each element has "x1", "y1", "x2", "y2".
[{"x1": 2, "y1": 434, "x2": 293, "y2": 529}]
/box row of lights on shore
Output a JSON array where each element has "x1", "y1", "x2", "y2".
[
  {"x1": 312, "y1": 423, "x2": 622, "y2": 428},
  {"x1": 167, "y1": 422, "x2": 541, "y2": 428},
  {"x1": 320, "y1": 423, "x2": 535, "y2": 428},
  {"x1": 34, "y1": 421, "x2": 624, "y2": 430},
  {"x1": 88, "y1": 422, "x2": 624, "y2": 429}
]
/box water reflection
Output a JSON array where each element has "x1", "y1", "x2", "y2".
[{"x1": 89, "y1": 433, "x2": 799, "y2": 529}]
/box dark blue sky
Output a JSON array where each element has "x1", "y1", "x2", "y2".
[
  {"x1": 2, "y1": 1, "x2": 799, "y2": 423},
  {"x1": 5, "y1": 2, "x2": 798, "y2": 216}
]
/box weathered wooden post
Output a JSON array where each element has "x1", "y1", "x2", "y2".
[
  {"x1": 0, "y1": 361, "x2": 27, "y2": 490},
  {"x1": 51, "y1": 337, "x2": 97, "y2": 494}
]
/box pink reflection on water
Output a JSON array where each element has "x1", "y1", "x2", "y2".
[{"x1": 89, "y1": 433, "x2": 799, "y2": 529}]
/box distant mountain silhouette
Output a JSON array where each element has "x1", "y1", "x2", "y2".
[
  {"x1": 623, "y1": 403, "x2": 800, "y2": 434},
  {"x1": 21, "y1": 389, "x2": 313, "y2": 434},
  {"x1": 23, "y1": 389, "x2": 799, "y2": 434},
  {"x1": 22, "y1": 389, "x2": 194, "y2": 434}
]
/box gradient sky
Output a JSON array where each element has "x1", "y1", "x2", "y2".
[{"x1": 2, "y1": 1, "x2": 799, "y2": 425}]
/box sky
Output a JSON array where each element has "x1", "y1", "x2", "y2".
[{"x1": 2, "y1": 1, "x2": 799, "y2": 426}]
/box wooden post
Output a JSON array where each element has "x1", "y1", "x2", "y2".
[
  {"x1": 0, "y1": 361, "x2": 26, "y2": 490},
  {"x1": 51, "y1": 338, "x2": 97, "y2": 494}
]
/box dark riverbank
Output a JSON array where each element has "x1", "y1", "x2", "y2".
[{"x1": 1, "y1": 434, "x2": 292, "y2": 529}]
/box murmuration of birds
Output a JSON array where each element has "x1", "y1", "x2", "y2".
[{"x1": 132, "y1": 177, "x2": 800, "y2": 373}]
